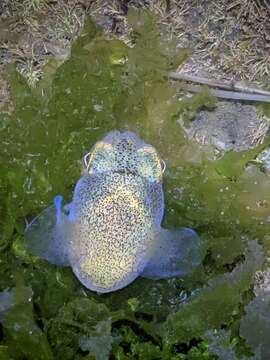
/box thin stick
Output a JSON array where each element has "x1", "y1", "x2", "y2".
[
  {"x1": 169, "y1": 71, "x2": 270, "y2": 97},
  {"x1": 182, "y1": 84, "x2": 270, "y2": 103}
]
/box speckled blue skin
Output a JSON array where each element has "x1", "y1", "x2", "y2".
[{"x1": 25, "y1": 131, "x2": 204, "y2": 293}]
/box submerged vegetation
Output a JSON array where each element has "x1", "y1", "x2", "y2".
[{"x1": 0, "y1": 9, "x2": 270, "y2": 360}]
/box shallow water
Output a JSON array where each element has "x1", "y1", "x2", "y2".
[{"x1": 0, "y1": 10, "x2": 270, "y2": 360}]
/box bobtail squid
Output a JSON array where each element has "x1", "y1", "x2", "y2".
[{"x1": 25, "y1": 131, "x2": 205, "y2": 293}]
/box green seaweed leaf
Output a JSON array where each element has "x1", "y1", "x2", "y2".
[
  {"x1": 46, "y1": 297, "x2": 112, "y2": 360},
  {"x1": 0, "y1": 279, "x2": 53, "y2": 360},
  {"x1": 215, "y1": 143, "x2": 268, "y2": 179},
  {"x1": 240, "y1": 292, "x2": 270, "y2": 359},
  {"x1": 163, "y1": 241, "x2": 263, "y2": 346}
]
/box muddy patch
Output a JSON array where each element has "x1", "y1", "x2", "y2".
[{"x1": 179, "y1": 101, "x2": 269, "y2": 152}]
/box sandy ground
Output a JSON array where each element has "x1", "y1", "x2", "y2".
[
  {"x1": 0, "y1": 0, "x2": 269, "y2": 140},
  {"x1": 0, "y1": 1, "x2": 269, "y2": 89}
]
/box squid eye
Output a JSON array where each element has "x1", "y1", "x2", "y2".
[
  {"x1": 82, "y1": 142, "x2": 114, "y2": 175},
  {"x1": 83, "y1": 151, "x2": 91, "y2": 171},
  {"x1": 136, "y1": 146, "x2": 164, "y2": 182},
  {"x1": 161, "y1": 159, "x2": 166, "y2": 174}
]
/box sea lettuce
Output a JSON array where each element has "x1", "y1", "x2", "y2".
[
  {"x1": 0, "y1": 8, "x2": 269, "y2": 360},
  {"x1": 45, "y1": 298, "x2": 112, "y2": 360},
  {"x1": 163, "y1": 242, "x2": 263, "y2": 345},
  {"x1": 0, "y1": 280, "x2": 53, "y2": 360},
  {"x1": 240, "y1": 291, "x2": 270, "y2": 359}
]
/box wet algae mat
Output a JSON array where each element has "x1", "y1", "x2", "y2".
[{"x1": 0, "y1": 10, "x2": 270, "y2": 360}]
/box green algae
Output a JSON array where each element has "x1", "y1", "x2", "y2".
[
  {"x1": 46, "y1": 298, "x2": 113, "y2": 360},
  {"x1": 163, "y1": 241, "x2": 263, "y2": 345},
  {"x1": 0, "y1": 278, "x2": 53, "y2": 360},
  {"x1": 240, "y1": 291, "x2": 270, "y2": 359},
  {"x1": 0, "y1": 9, "x2": 270, "y2": 360}
]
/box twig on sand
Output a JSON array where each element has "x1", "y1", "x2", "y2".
[
  {"x1": 182, "y1": 84, "x2": 270, "y2": 103},
  {"x1": 169, "y1": 72, "x2": 270, "y2": 103}
]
